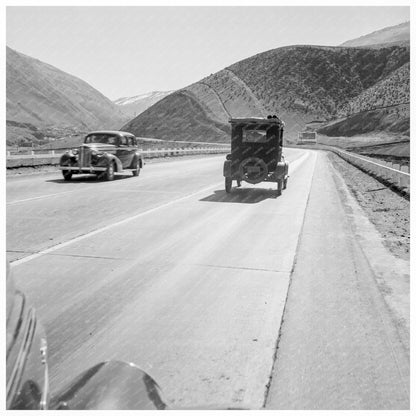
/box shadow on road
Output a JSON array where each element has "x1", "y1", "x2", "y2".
[
  {"x1": 200, "y1": 187, "x2": 278, "y2": 204},
  {"x1": 46, "y1": 174, "x2": 133, "y2": 184}
]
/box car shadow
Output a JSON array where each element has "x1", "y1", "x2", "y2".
[
  {"x1": 46, "y1": 174, "x2": 132, "y2": 184},
  {"x1": 200, "y1": 187, "x2": 278, "y2": 204}
]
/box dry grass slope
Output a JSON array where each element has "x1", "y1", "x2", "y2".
[
  {"x1": 122, "y1": 92, "x2": 231, "y2": 142},
  {"x1": 338, "y1": 63, "x2": 409, "y2": 116},
  {"x1": 7, "y1": 47, "x2": 128, "y2": 133}
]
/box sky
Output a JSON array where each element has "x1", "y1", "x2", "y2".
[{"x1": 6, "y1": 5, "x2": 410, "y2": 100}]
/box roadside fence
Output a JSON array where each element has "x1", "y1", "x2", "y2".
[
  {"x1": 330, "y1": 148, "x2": 410, "y2": 194},
  {"x1": 6, "y1": 147, "x2": 230, "y2": 169}
]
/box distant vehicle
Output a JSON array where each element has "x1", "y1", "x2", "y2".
[
  {"x1": 223, "y1": 116, "x2": 289, "y2": 196},
  {"x1": 58, "y1": 131, "x2": 143, "y2": 181},
  {"x1": 297, "y1": 131, "x2": 317, "y2": 144}
]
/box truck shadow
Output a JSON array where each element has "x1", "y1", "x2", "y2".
[{"x1": 200, "y1": 187, "x2": 278, "y2": 204}]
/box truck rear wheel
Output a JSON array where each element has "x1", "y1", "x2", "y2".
[
  {"x1": 225, "y1": 177, "x2": 232, "y2": 193},
  {"x1": 283, "y1": 177, "x2": 288, "y2": 190},
  {"x1": 277, "y1": 179, "x2": 283, "y2": 196}
]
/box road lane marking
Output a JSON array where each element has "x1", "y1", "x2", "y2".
[
  {"x1": 7, "y1": 184, "x2": 184, "y2": 205},
  {"x1": 7, "y1": 190, "x2": 78, "y2": 205},
  {"x1": 10, "y1": 150, "x2": 311, "y2": 267},
  {"x1": 189, "y1": 263, "x2": 292, "y2": 273},
  {"x1": 10, "y1": 181, "x2": 223, "y2": 266},
  {"x1": 107, "y1": 189, "x2": 182, "y2": 194}
]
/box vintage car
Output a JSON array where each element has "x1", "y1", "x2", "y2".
[
  {"x1": 223, "y1": 116, "x2": 289, "y2": 195},
  {"x1": 59, "y1": 131, "x2": 143, "y2": 181}
]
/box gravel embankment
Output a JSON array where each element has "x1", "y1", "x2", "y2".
[{"x1": 328, "y1": 152, "x2": 409, "y2": 261}]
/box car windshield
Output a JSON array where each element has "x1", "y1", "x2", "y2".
[
  {"x1": 243, "y1": 125, "x2": 275, "y2": 143},
  {"x1": 84, "y1": 134, "x2": 118, "y2": 145}
]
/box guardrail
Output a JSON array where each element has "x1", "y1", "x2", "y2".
[
  {"x1": 331, "y1": 148, "x2": 410, "y2": 194},
  {"x1": 6, "y1": 142, "x2": 231, "y2": 156},
  {"x1": 6, "y1": 147, "x2": 230, "y2": 168}
]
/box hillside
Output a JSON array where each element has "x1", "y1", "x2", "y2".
[
  {"x1": 114, "y1": 90, "x2": 174, "y2": 118},
  {"x1": 317, "y1": 61, "x2": 409, "y2": 138},
  {"x1": 6, "y1": 47, "x2": 128, "y2": 132},
  {"x1": 124, "y1": 44, "x2": 409, "y2": 143},
  {"x1": 317, "y1": 105, "x2": 409, "y2": 137},
  {"x1": 340, "y1": 21, "x2": 409, "y2": 47},
  {"x1": 338, "y1": 63, "x2": 409, "y2": 116},
  {"x1": 6, "y1": 120, "x2": 46, "y2": 147},
  {"x1": 124, "y1": 91, "x2": 231, "y2": 143}
]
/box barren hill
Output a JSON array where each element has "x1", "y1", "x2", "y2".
[
  {"x1": 317, "y1": 60, "x2": 410, "y2": 138},
  {"x1": 123, "y1": 44, "x2": 409, "y2": 143},
  {"x1": 338, "y1": 63, "x2": 409, "y2": 116},
  {"x1": 125, "y1": 91, "x2": 231, "y2": 143},
  {"x1": 6, "y1": 46, "x2": 128, "y2": 130},
  {"x1": 340, "y1": 21, "x2": 409, "y2": 47}
]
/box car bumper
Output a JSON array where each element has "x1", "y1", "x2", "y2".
[{"x1": 58, "y1": 166, "x2": 107, "y2": 172}]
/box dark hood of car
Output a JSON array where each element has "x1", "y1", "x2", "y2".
[{"x1": 49, "y1": 361, "x2": 167, "y2": 410}]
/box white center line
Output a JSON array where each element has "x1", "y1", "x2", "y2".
[
  {"x1": 7, "y1": 190, "x2": 77, "y2": 205},
  {"x1": 10, "y1": 181, "x2": 224, "y2": 267}
]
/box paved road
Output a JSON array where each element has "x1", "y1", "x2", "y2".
[{"x1": 7, "y1": 149, "x2": 409, "y2": 409}]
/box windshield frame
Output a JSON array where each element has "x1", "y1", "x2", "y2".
[{"x1": 84, "y1": 134, "x2": 119, "y2": 145}]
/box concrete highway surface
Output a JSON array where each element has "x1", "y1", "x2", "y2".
[{"x1": 7, "y1": 149, "x2": 409, "y2": 409}]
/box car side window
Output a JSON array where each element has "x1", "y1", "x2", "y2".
[
  {"x1": 120, "y1": 136, "x2": 128, "y2": 146},
  {"x1": 127, "y1": 137, "x2": 133, "y2": 147}
]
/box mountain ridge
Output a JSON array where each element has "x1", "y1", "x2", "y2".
[
  {"x1": 7, "y1": 20, "x2": 410, "y2": 147},
  {"x1": 124, "y1": 43, "x2": 409, "y2": 143},
  {"x1": 340, "y1": 21, "x2": 409, "y2": 47},
  {"x1": 6, "y1": 46, "x2": 128, "y2": 131}
]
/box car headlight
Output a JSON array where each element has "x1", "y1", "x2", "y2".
[
  {"x1": 90, "y1": 150, "x2": 103, "y2": 160},
  {"x1": 72, "y1": 149, "x2": 79, "y2": 155}
]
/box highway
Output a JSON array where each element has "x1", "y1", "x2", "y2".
[{"x1": 6, "y1": 149, "x2": 409, "y2": 409}]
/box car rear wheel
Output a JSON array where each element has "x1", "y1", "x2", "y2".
[
  {"x1": 225, "y1": 177, "x2": 232, "y2": 193},
  {"x1": 105, "y1": 161, "x2": 115, "y2": 181},
  {"x1": 132, "y1": 159, "x2": 140, "y2": 177}
]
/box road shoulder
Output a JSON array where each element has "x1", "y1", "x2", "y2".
[{"x1": 265, "y1": 151, "x2": 409, "y2": 409}]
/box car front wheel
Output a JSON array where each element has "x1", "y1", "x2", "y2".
[
  {"x1": 105, "y1": 161, "x2": 115, "y2": 181},
  {"x1": 61, "y1": 161, "x2": 73, "y2": 181},
  {"x1": 62, "y1": 170, "x2": 72, "y2": 181}
]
